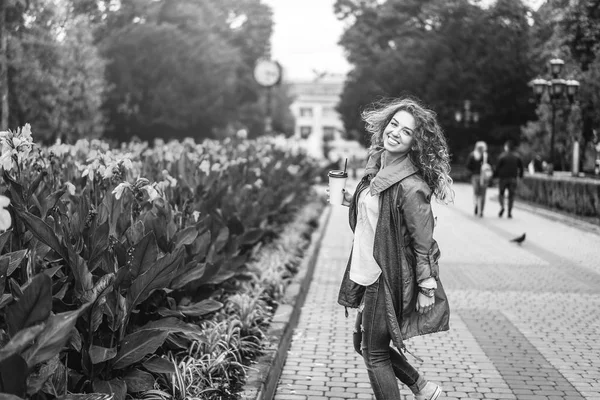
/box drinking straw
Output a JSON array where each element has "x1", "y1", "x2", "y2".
[{"x1": 343, "y1": 158, "x2": 348, "y2": 174}]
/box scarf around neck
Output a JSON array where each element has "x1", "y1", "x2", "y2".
[{"x1": 365, "y1": 150, "x2": 419, "y2": 195}]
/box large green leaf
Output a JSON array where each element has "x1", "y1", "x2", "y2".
[
  {"x1": 0, "y1": 258, "x2": 9, "y2": 297},
  {"x1": 135, "y1": 317, "x2": 202, "y2": 336},
  {"x1": 170, "y1": 261, "x2": 206, "y2": 290},
  {"x1": 142, "y1": 357, "x2": 175, "y2": 374},
  {"x1": 213, "y1": 226, "x2": 229, "y2": 253},
  {"x1": 128, "y1": 232, "x2": 159, "y2": 279},
  {"x1": 0, "y1": 394, "x2": 26, "y2": 400},
  {"x1": 88, "y1": 221, "x2": 109, "y2": 270},
  {"x1": 11, "y1": 209, "x2": 67, "y2": 261},
  {"x1": 26, "y1": 354, "x2": 60, "y2": 395},
  {"x1": 89, "y1": 345, "x2": 117, "y2": 364},
  {"x1": 0, "y1": 250, "x2": 27, "y2": 277},
  {"x1": 239, "y1": 228, "x2": 264, "y2": 245},
  {"x1": 25, "y1": 171, "x2": 48, "y2": 203},
  {"x1": 188, "y1": 230, "x2": 211, "y2": 258},
  {"x1": 22, "y1": 303, "x2": 91, "y2": 367},
  {"x1": 0, "y1": 324, "x2": 45, "y2": 362},
  {"x1": 5, "y1": 274, "x2": 52, "y2": 337},
  {"x1": 93, "y1": 378, "x2": 126, "y2": 400},
  {"x1": 125, "y1": 220, "x2": 145, "y2": 246},
  {"x1": 126, "y1": 248, "x2": 184, "y2": 311},
  {"x1": 0, "y1": 231, "x2": 12, "y2": 253},
  {"x1": 176, "y1": 299, "x2": 223, "y2": 317},
  {"x1": 40, "y1": 189, "x2": 67, "y2": 219},
  {"x1": 112, "y1": 330, "x2": 169, "y2": 370},
  {"x1": 0, "y1": 354, "x2": 27, "y2": 397},
  {"x1": 56, "y1": 395, "x2": 113, "y2": 400},
  {"x1": 123, "y1": 369, "x2": 154, "y2": 393},
  {"x1": 172, "y1": 226, "x2": 198, "y2": 248},
  {"x1": 66, "y1": 249, "x2": 94, "y2": 296}
]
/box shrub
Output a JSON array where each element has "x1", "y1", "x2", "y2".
[
  {"x1": 0, "y1": 125, "x2": 321, "y2": 399},
  {"x1": 517, "y1": 174, "x2": 600, "y2": 217}
]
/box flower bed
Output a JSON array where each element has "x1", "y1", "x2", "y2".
[
  {"x1": 517, "y1": 173, "x2": 600, "y2": 218},
  {"x1": 0, "y1": 125, "x2": 322, "y2": 399}
]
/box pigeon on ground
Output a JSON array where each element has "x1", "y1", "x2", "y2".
[{"x1": 510, "y1": 233, "x2": 526, "y2": 244}]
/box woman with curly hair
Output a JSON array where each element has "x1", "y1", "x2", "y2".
[{"x1": 336, "y1": 96, "x2": 453, "y2": 400}]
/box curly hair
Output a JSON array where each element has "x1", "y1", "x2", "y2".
[{"x1": 362, "y1": 97, "x2": 454, "y2": 203}]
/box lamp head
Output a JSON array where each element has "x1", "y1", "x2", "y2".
[
  {"x1": 530, "y1": 78, "x2": 548, "y2": 96},
  {"x1": 549, "y1": 58, "x2": 565, "y2": 77}
]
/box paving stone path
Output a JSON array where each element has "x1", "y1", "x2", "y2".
[{"x1": 274, "y1": 182, "x2": 600, "y2": 400}]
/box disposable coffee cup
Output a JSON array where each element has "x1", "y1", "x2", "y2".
[{"x1": 328, "y1": 170, "x2": 348, "y2": 205}]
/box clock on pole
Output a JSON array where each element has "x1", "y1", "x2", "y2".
[
  {"x1": 253, "y1": 59, "x2": 282, "y2": 133},
  {"x1": 253, "y1": 59, "x2": 282, "y2": 88}
]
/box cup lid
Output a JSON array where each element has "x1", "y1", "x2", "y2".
[{"x1": 328, "y1": 170, "x2": 348, "y2": 178}]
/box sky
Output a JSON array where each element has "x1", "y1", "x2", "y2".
[
  {"x1": 261, "y1": 0, "x2": 351, "y2": 82},
  {"x1": 262, "y1": 0, "x2": 546, "y2": 82}
]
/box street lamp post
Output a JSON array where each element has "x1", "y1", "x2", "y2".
[
  {"x1": 530, "y1": 58, "x2": 580, "y2": 175},
  {"x1": 455, "y1": 100, "x2": 480, "y2": 127}
]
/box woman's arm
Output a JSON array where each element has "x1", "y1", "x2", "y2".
[{"x1": 400, "y1": 181, "x2": 438, "y2": 285}]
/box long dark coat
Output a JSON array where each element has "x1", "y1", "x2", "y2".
[{"x1": 338, "y1": 158, "x2": 450, "y2": 355}]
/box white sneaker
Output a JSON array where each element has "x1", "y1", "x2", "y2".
[{"x1": 414, "y1": 381, "x2": 442, "y2": 400}]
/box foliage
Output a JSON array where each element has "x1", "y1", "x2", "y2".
[
  {"x1": 80, "y1": 0, "x2": 281, "y2": 142},
  {"x1": 4, "y1": 0, "x2": 107, "y2": 142},
  {"x1": 0, "y1": 125, "x2": 320, "y2": 399},
  {"x1": 334, "y1": 0, "x2": 537, "y2": 159},
  {"x1": 517, "y1": 173, "x2": 600, "y2": 217}
]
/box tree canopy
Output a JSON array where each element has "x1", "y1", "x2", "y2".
[
  {"x1": 0, "y1": 0, "x2": 288, "y2": 143},
  {"x1": 334, "y1": 0, "x2": 537, "y2": 161}
]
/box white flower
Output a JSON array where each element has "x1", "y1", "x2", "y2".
[
  {"x1": 0, "y1": 150, "x2": 13, "y2": 171},
  {"x1": 141, "y1": 185, "x2": 160, "y2": 201},
  {"x1": 192, "y1": 211, "x2": 201, "y2": 222},
  {"x1": 287, "y1": 165, "x2": 300, "y2": 175},
  {"x1": 161, "y1": 170, "x2": 177, "y2": 187},
  {"x1": 0, "y1": 195, "x2": 11, "y2": 232},
  {"x1": 199, "y1": 159, "x2": 210, "y2": 176},
  {"x1": 112, "y1": 182, "x2": 131, "y2": 200},
  {"x1": 65, "y1": 182, "x2": 76, "y2": 196}
]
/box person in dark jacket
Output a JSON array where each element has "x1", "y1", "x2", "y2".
[
  {"x1": 465, "y1": 141, "x2": 491, "y2": 217},
  {"x1": 494, "y1": 140, "x2": 524, "y2": 218},
  {"x1": 335, "y1": 97, "x2": 452, "y2": 400}
]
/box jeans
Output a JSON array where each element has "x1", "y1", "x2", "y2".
[
  {"x1": 353, "y1": 277, "x2": 425, "y2": 399},
  {"x1": 471, "y1": 175, "x2": 487, "y2": 215},
  {"x1": 498, "y1": 177, "x2": 517, "y2": 212}
]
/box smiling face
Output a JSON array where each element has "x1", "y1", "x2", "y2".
[{"x1": 383, "y1": 110, "x2": 416, "y2": 155}]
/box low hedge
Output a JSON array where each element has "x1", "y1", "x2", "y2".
[{"x1": 517, "y1": 173, "x2": 600, "y2": 218}]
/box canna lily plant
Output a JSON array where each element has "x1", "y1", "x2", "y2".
[{"x1": 0, "y1": 127, "x2": 320, "y2": 399}]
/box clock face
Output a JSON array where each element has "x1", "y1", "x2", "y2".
[{"x1": 254, "y1": 59, "x2": 281, "y2": 87}]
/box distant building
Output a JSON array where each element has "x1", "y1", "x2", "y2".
[{"x1": 289, "y1": 73, "x2": 346, "y2": 160}]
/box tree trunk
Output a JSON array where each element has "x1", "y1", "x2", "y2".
[{"x1": 0, "y1": 0, "x2": 8, "y2": 130}]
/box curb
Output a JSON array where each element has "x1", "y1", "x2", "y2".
[{"x1": 239, "y1": 203, "x2": 333, "y2": 400}]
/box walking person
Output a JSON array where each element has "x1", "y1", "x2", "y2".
[
  {"x1": 335, "y1": 97, "x2": 452, "y2": 400},
  {"x1": 465, "y1": 141, "x2": 492, "y2": 217},
  {"x1": 495, "y1": 140, "x2": 524, "y2": 218}
]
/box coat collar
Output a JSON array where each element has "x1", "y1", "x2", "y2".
[{"x1": 366, "y1": 150, "x2": 419, "y2": 195}]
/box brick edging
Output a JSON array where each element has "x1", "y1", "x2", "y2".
[{"x1": 239, "y1": 204, "x2": 333, "y2": 400}]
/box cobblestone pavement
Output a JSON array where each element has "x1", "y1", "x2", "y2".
[{"x1": 274, "y1": 182, "x2": 600, "y2": 400}]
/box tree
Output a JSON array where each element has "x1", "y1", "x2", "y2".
[
  {"x1": 88, "y1": 0, "x2": 276, "y2": 142},
  {"x1": 334, "y1": 0, "x2": 537, "y2": 161},
  {"x1": 562, "y1": 0, "x2": 600, "y2": 170},
  {"x1": 0, "y1": 0, "x2": 107, "y2": 141}
]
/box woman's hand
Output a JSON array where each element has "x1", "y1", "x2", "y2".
[
  {"x1": 416, "y1": 292, "x2": 435, "y2": 314},
  {"x1": 326, "y1": 188, "x2": 353, "y2": 207}
]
